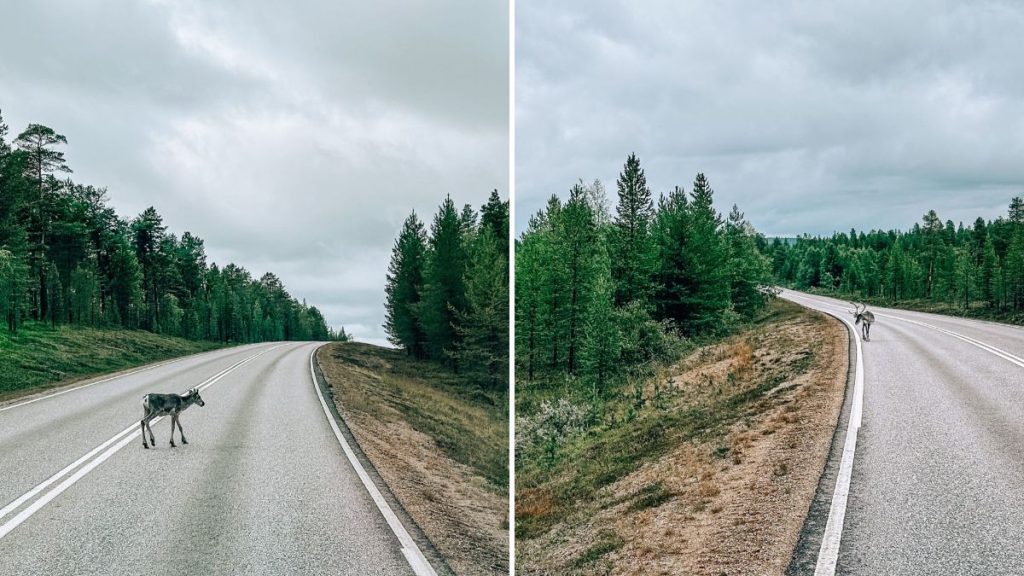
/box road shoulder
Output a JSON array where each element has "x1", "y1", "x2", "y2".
[{"x1": 315, "y1": 342, "x2": 508, "y2": 576}]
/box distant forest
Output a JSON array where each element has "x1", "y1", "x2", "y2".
[
  {"x1": 384, "y1": 190, "x2": 509, "y2": 390},
  {"x1": 515, "y1": 153, "x2": 772, "y2": 393},
  {"x1": 0, "y1": 109, "x2": 341, "y2": 342},
  {"x1": 768, "y1": 198, "x2": 1024, "y2": 315}
]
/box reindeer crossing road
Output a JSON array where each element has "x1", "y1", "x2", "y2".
[
  {"x1": 784, "y1": 289, "x2": 1024, "y2": 575},
  {"x1": 0, "y1": 343, "x2": 427, "y2": 576}
]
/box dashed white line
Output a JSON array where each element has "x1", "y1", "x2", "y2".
[{"x1": 0, "y1": 344, "x2": 282, "y2": 540}]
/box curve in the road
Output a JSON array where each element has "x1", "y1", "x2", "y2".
[
  {"x1": 0, "y1": 342, "x2": 441, "y2": 576},
  {"x1": 785, "y1": 289, "x2": 1024, "y2": 576}
]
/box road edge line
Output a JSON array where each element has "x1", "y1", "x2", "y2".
[
  {"x1": 307, "y1": 345, "x2": 445, "y2": 576},
  {"x1": 782, "y1": 291, "x2": 864, "y2": 576}
]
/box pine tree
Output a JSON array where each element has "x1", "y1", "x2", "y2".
[
  {"x1": 384, "y1": 212, "x2": 428, "y2": 357},
  {"x1": 682, "y1": 173, "x2": 730, "y2": 333},
  {"x1": 611, "y1": 153, "x2": 654, "y2": 306},
  {"x1": 479, "y1": 189, "x2": 509, "y2": 258},
  {"x1": 580, "y1": 246, "x2": 619, "y2": 395},
  {"x1": 561, "y1": 183, "x2": 599, "y2": 374},
  {"x1": 652, "y1": 186, "x2": 690, "y2": 321}
]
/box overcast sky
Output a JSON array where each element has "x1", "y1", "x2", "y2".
[
  {"x1": 0, "y1": 0, "x2": 508, "y2": 345},
  {"x1": 517, "y1": 0, "x2": 1024, "y2": 237}
]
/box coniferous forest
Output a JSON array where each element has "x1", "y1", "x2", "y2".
[
  {"x1": 515, "y1": 153, "x2": 772, "y2": 395},
  {"x1": 768, "y1": 198, "x2": 1024, "y2": 320},
  {"x1": 0, "y1": 110, "x2": 340, "y2": 342},
  {"x1": 384, "y1": 190, "x2": 509, "y2": 390}
]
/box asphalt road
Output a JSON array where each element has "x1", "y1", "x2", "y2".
[
  {"x1": 0, "y1": 342, "x2": 430, "y2": 575},
  {"x1": 783, "y1": 290, "x2": 1024, "y2": 575}
]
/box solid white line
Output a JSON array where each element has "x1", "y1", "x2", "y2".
[
  {"x1": 790, "y1": 292, "x2": 1024, "y2": 369},
  {"x1": 0, "y1": 425, "x2": 136, "y2": 521},
  {"x1": 779, "y1": 291, "x2": 863, "y2": 576},
  {"x1": 0, "y1": 344, "x2": 251, "y2": 413},
  {"x1": 308, "y1": 346, "x2": 438, "y2": 576},
  {"x1": 0, "y1": 344, "x2": 282, "y2": 539}
]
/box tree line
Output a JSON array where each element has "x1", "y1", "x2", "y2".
[
  {"x1": 515, "y1": 153, "x2": 772, "y2": 393},
  {"x1": 384, "y1": 190, "x2": 509, "y2": 390},
  {"x1": 0, "y1": 110, "x2": 341, "y2": 342},
  {"x1": 768, "y1": 198, "x2": 1024, "y2": 313}
]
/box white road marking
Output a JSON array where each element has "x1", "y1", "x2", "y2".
[
  {"x1": 792, "y1": 292, "x2": 1024, "y2": 368},
  {"x1": 308, "y1": 346, "x2": 438, "y2": 576},
  {"x1": 872, "y1": 312, "x2": 1024, "y2": 368},
  {"x1": 0, "y1": 345, "x2": 251, "y2": 413},
  {"x1": 782, "y1": 292, "x2": 864, "y2": 576},
  {"x1": 0, "y1": 344, "x2": 282, "y2": 540},
  {"x1": 785, "y1": 289, "x2": 1024, "y2": 573}
]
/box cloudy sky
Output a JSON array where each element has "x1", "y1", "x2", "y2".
[
  {"x1": 517, "y1": 0, "x2": 1024, "y2": 236},
  {"x1": 0, "y1": 0, "x2": 508, "y2": 345}
]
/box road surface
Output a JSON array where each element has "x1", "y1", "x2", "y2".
[
  {"x1": 783, "y1": 290, "x2": 1024, "y2": 575},
  {"x1": 0, "y1": 342, "x2": 436, "y2": 575}
]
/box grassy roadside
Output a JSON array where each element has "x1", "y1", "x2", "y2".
[
  {"x1": 0, "y1": 322, "x2": 224, "y2": 402},
  {"x1": 515, "y1": 300, "x2": 849, "y2": 575},
  {"x1": 317, "y1": 341, "x2": 509, "y2": 576}
]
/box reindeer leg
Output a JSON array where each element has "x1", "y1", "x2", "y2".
[
  {"x1": 141, "y1": 417, "x2": 149, "y2": 449},
  {"x1": 147, "y1": 417, "x2": 156, "y2": 446},
  {"x1": 169, "y1": 414, "x2": 177, "y2": 448},
  {"x1": 177, "y1": 417, "x2": 187, "y2": 445}
]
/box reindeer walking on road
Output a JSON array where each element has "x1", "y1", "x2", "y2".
[
  {"x1": 141, "y1": 388, "x2": 206, "y2": 449},
  {"x1": 851, "y1": 302, "x2": 875, "y2": 341}
]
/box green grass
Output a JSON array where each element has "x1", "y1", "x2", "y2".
[
  {"x1": 0, "y1": 322, "x2": 224, "y2": 400},
  {"x1": 573, "y1": 530, "x2": 625, "y2": 567},
  {"x1": 319, "y1": 342, "x2": 509, "y2": 490}
]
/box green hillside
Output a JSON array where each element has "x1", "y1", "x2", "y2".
[{"x1": 0, "y1": 322, "x2": 224, "y2": 400}]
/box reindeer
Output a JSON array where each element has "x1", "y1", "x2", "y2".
[
  {"x1": 851, "y1": 302, "x2": 875, "y2": 341},
  {"x1": 140, "y1": 387, "x2": 206, "y2": 449}
]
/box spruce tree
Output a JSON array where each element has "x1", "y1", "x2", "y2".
[
  {"x1": 455, "y1": 226, "x2": 509, "y2": 389},
  {"x1": 611, "y1": 153, "x2": 654, "y2": 306},
  {"x1": 682, "y1": 173, "x2": 730, "y2": 333},
  {"x1": 384, "y1": 212, "x2": 428, "y2": 357},
  {"x1": 420, "y1": 196, "x2": 468, "y2": 365}
]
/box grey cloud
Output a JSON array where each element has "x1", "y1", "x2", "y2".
[
  {"x1": 0, "y1": 0, "x2": 507, "y2": 342},
  {"x1": 517, "y1": 0, "x2": 1024, "y2": 237}
]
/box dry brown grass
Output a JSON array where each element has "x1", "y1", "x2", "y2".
[
  {"x1": 318, "y1": 342, "x2": 508, "y2": 576},
  {"x1": 516, "y1": 300, "x2": 849, "y2": 575}
]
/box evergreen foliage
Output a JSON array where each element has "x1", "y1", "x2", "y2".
[
  {"x1": 767, "y1": 198, "x2": 1024, "y2": 318},
  {"x1": 516, "y1": 154, "x2": 772, "y2": 392},
  {"x1": 0, "y1": 110, "x2": 343, "y2": 342},
  {"x1": 383, "y1": 191, "x2": 509, "y2": 390}
]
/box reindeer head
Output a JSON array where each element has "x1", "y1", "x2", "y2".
[
  {"x1": 850, "y1": 302, "x2": 866, "y2": 325},
  {"x1": 188, "y1": 387, "x2": 206, "y2": 407}
]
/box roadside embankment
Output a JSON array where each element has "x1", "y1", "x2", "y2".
[
  {"x1": 317, "y1": 341, "x2": 509, "y2": 576},
  {"x1": 0, "y1": 323, "x2": 223, "y2": 402},
  {"x1": 516, "y1": 300, "x2": 848, "y2": 575}
]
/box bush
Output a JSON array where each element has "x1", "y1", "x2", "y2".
[{"x1": 516, "y1": 397, "x2": 590, "y2": 466}]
